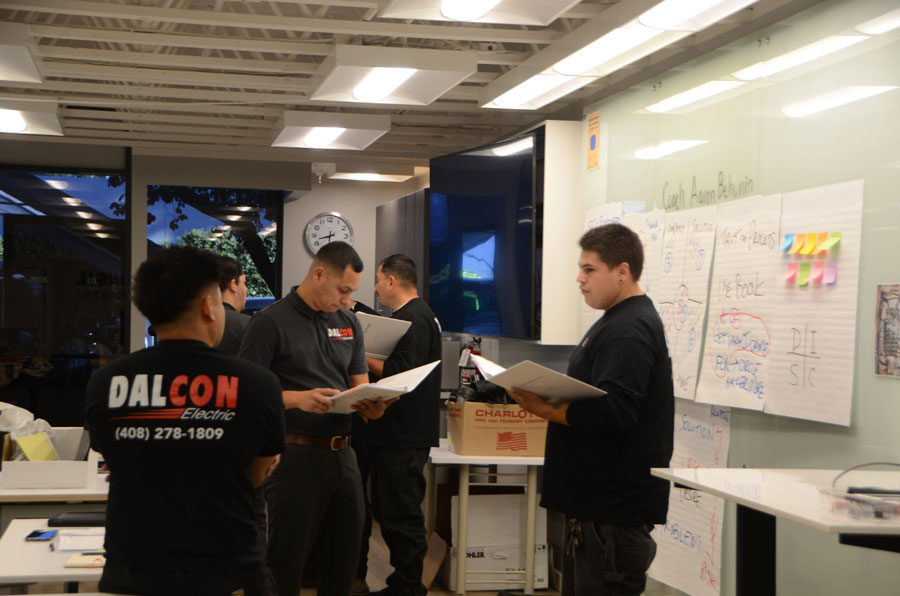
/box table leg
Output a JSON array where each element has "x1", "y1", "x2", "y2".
[
  {"x1": 456, "y1": 463, "x2": 469, "y2": 595},
  {"x1": 424, "y1": 461, "x2": 435, "y2": 537},
  {"x1": 65, "y1": 580, "x2": 78, "y2": 593},
  {"x1": 524, "y1": 465, "x2": 537, "y2": 594},
  {"x1": 735, "y1": 504, "x2": 775, "y2": 596}
]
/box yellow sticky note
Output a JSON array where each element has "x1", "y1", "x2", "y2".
[
  {"x1": 817, "y1": 232, "x2": 842, "y2": 253},
  {"x1": 15, "y1": 432, "x2": 60, "y2": 461},
  {"x1": 788, "y1": 233, "x2": 805, "y2": 254},
  {"x1": 797, "y1": 262, "x2": 811, "y2": 286},
  {"x1": 799, "y1": 233, "x2": 817, "y2": 255}
]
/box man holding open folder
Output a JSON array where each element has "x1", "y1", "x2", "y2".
[
  {"x1": 364, "y1": 254, "x2": 442, "y2": 596},
  {"x1": 509, "y1": 224, "x2": 673, "y2": 596}
]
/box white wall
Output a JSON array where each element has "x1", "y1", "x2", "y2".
[{"x1": 282, "y1": 178, "x2": 420, "y2": 306}]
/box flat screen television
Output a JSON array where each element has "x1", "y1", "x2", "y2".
[{"x1": 428, "y1": 128, "x2": 544, "y2": 339}]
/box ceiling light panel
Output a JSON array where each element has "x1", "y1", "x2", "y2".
[
  {"x1": 856, "y1": 7, "x2": 900, "y2": 35},
  {"x1": 782, "y1": 85, "x2": 897, "y2": 118},
  {"x1": 0, "y1": 23, "x2": 43, "y2": 84},
  {"x1": 309, "y1": 45, "x2": 477, "y2": 106},
  {"x1": 733, "y1": 36, "x2": 867, "y2": 81},
  {"x1": 271, "y1": 111, "x2": 391, "y2": 151},
  {"x1": 645, "y1": 80, "x2": 746, "y2": 113},
  {"x1": 378, "y1": 0, "x2": 581, "y2": 25},
  {"x1": 639, "y1": 0, "x2": 758, "y2": 32}
]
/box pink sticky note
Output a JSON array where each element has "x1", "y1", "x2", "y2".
[
  {"x1": 797, "y1": 262, "x2": 811, "y2": 286},
  {"x1": 810, "y1": 260, "x2": 825, "y2": 283},
  {"x1": 788, "y1": 233, "x2": 805, "y2": 254},
  {"x1": 782, "y1": 262, "x2": 798, "y2": 282},
  {"x1": 824, "y1": 260, "x2": 838, "y2": 284}
]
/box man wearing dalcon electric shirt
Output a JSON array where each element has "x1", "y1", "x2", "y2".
[
  {"x1": 239, "y1": 241, "x2": 389, "y2": 596},
  {"x1": 85, "y1": 246, "x2": 285, "y2": 596}
]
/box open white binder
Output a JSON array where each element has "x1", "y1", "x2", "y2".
[
  {"x1": 329, "y1": 360, "x2": 440, "y2": 414},
  {"x1": 470, "y1": 355, "x2": 606, "y2": 402},
  {"x1": 355, "y1": 312, "x2": 412, "y2": 359}
]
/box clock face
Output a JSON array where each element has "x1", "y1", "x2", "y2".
[{"x1": 305, "y1": 211, "x2": 353, "y2": 254}]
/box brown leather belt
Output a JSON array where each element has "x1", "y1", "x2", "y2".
[{"x1": 285, "y1": 432, "x2": 351, "y2": 451}]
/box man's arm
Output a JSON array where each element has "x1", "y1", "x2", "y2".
[
  {"x1": 508, "y1": 388, "x2": 570, "y2": 425},
  {"x1": 250, "y1": 454, "x2": 280, "y2": 487},
  {"x1": 282, "y1": 388, "x2": 338, "y2": 413},
  {"x1": 366, "y1": 356, "x2": 385, "y2": 378}
]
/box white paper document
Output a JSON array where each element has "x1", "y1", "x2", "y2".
[
  {"x1": 355, "y1": 312, "x2": 412, "y2": 359},
  {"x1": 328, "y1": 360, "x2": 440, "y2": 414},
  {"x1": 55, "y1": 531, "x2": 105, "y2": 552},
  {"x1": 470, "y1": 355, "x2": 606, "y2": 402}
]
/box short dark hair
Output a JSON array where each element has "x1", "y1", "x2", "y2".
[
  {"x1": 579, "y1": 223, "x2": 644, "y2": 281},
  {"x1": 217, "y1": 256, "x2": 244, "y2": 292},
  {"x1": 313, "y1": 241, "x2": 363, "y2": 274},
  {"x1": 379, "y1": 254, "x2": 417, "y2": 287},
  {"x1": 133, "y1": 246, "x2": 222, "y2": 325}
]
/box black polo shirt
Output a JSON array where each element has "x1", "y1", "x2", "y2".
[
  {"x1": 366, "y1": 298, "x2": 442, "y2": 448},
  {"x1": 239, "y1": 287, "x2": 367, "y2": 437},
  {"x1": 218, "y1": 303, "x2": 251, "y2": 355}
]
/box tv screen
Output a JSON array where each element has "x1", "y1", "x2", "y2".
[{"x1": 428, "y1": 130, "x2": 543, "y2": 339}]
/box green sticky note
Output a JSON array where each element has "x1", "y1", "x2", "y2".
[{"x1": 797, "y1": 262, "x2": 811, "y2": 286}]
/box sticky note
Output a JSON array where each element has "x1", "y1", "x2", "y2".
[
  {"x1": 799, "y1": 233, "x2": 817, "y2": 255},
  {"x1": 797, "y1": 262, "x2": 811, "y2": 286},
  {"x1": 824, "y1": 260, "x2": 838, "y2": 284},
  {"x1": 814, "y1": 232, "x2": 829, "y2": 254},
  {"x1": 782, "y1": 262, "x2": 798, "y2": 282},
  {"x1": 788, "y1": 233, "x2": 805, "y2": 254},
  {"x1": 817, "y1": 232, "x2": 842, "y2": 253},
  {"x1": 15, "y1": 432, "x2": 60, "y2": 461},
  {"x1": 781, "y1": 233, "x2": 794, "y2": 252},
  {"x1": 810, "y1": 260, "x2": 825, "y2": 283}
]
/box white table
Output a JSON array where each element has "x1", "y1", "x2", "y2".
[
  {"x1": 428, "y1": 445, "x2": 544, "y2": 595},
  {"x1": 0, "y1": 473, "x2": 109, "y2": 534},
  {"x1": 0, "y1": 517, "x2": 104, "y2": 592},
  {"x1": 651, "y1": 468, "x2": 900, "y2": 596}
]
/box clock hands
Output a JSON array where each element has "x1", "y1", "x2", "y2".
[{"x1": 320, "y1": 231, "x2": 335, "y2": 244}]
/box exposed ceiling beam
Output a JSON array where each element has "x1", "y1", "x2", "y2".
[{"x1": 0, "y1": 0, "x2": 560, "y2": 44}]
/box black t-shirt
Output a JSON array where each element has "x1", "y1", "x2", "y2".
[
  {"x1": 366, "y1": 298, "x2": 442, "y2": 448},
  {"x1": 84, "y1": 340, "x2": 285, "y2": 591},
  {"x1": 541, "y1": 295, "x2": 674, "y2": 524},
  {"x1": 239, "y1": 287, "x2": 368, "y2": 437},
  {"x1": 218, "y1": 303, "x2": 251, "y2": 355}
]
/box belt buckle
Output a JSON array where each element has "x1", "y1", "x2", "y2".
[{"x1": 329, "y1": 436, "x2": 341, "y2": 451}]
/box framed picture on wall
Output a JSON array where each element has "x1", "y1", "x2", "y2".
[{"x1": 875, "y1": 283, "x2": 900, "y2": 378}]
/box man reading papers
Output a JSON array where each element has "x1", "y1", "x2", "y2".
[
  {"x1": 363, "y1": 254, "x2": 442, "y2": 596},
  {"x1": 508, "y1": 224, "x2": 673, "y2": 596}
]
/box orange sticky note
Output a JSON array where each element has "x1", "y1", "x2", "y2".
[
  {"x1": 782, "y1": 262, "x2": 798, "y2": 282},
  {"x1": 788, "y1": 233, "x2": 805, "y2": 254},
  {"x1": 799, "y1": 233, "x2": 817, "y2": 255},
  {"x1": 810, "y1": 260, "x2": 825, "y2": 283},
  {"x1": 814, "y1": 232, "x2": 829, "y2": 254},
  {"x1": 818, "y1": 232, "x2": 842, "y2": 253},
  {"x1": 797, "y1": 262, "x2": 811, "y2": 286}
]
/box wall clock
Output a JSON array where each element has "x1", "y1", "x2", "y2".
[{"x1": 305, "y1": 211, "x2": 354, "y2": 254}]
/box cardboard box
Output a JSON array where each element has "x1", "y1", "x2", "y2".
[
  {"x1": 447, "y1": 401, "x2": 547, "y2": 456},
  {"x1": 440, "y1": 542, "x2": 549, "y2": 592},
  {"x1": 1, "y1": 428, "x2": 98, "y2": 489}
]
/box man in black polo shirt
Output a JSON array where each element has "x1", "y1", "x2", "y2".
[
  {"x1": 85, "y1": 246, "x2": 285, "y2": 596},
  {"x1": 362, "y1": 254, "x2": 441, "y2": 596},
  {"x1": 509, "y1": 224, "x2": 673, "y2": 595},
  {"x1": 239, "y1": 241, "x2": 388, "y2": 596},
  {"x1": 216, "y1": 256, "x2": 251, "y2": 355}
]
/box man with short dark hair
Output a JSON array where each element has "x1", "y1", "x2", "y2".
[
  {"x1": 364, "y1": 254, "x2": 442, "y2": 596},
  {"x1": 85, "y1": 246, "x2": 285, "y2": 596},
  {"x1": 217, "y1": 256, "x2": 251, "y2": 354},
  {"x1": 509, "y1": 223, "x2": 673, "y2": 595},
  {"x1": 240, "y1": 241, "x2": 389, "y2": 596}
]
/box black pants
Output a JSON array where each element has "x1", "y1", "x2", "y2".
[
  {"x1": 370, "y1": 446, "x2": 430, "y2": 596},
  {"x1": 562, "y1": 519, "x2": 657, "y2": 596},
  {"x1": 99, "y1": 560, "x2": 268, "y2": 596},
  {"x1": 265, "y1": 443, "x2": 365, "y2": 596},
  {"x1": 351, "y1": 417, "x2": 374, "y2": 580}
]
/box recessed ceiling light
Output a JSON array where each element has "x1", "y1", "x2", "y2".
[
  {"x1": 352, "y1": 67, "x2": 418, "y2": 103},
  {"x1": 440, "y1": 0, "x2": 501, "y2": 21},
  {"x1": 226, "y1": 214, "x2": 242, "y2": 222},
  {"x1": 75, "y1": 210, "x2": 93, "y2": 219},
  {"x1": 639, "y1": 0, "x2": 757, "y2": 31},
  {"x1": 0, "y1": 108, "x2": 26, "y2": 133},
  {"x1": 645, "y1": 80, "x2": 745, "y2": 113},
  {"x1": 492, "y1": 74, "x2": 575, "y2": 109},
  {"x1": 95, "y1": 232, "x2": 109, "y2": 239},
  {"x1": 236, "y1": 206, "x2": 253, "y2": 212},
  {"x1": 86, "y1": 223, "x2": 103, "y2": 230},
  {"x1": 303, "y1": 127, "x2": 347, "y2": 149},
  {"x1": 47, "y1": 180, "x2": 69, "y2": 190},
  {"x1": 219, "y1": 224, "x2": 232, "y2": 231},
  {"x1": 62, "y1": 197, "x2": 81, "y2": 206},
  {"x1": 856, "y1": 7, "x2": 900, "y2": 35},
  {"x1": 782, "y1": 85, "x2": 897, "y2": 118},
  {"x1": 329, "y1": 173, "x2": 413, "y2": 182},
  {"x1": 553, "y1": 24, "x2": 663, "y2": 76}
]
